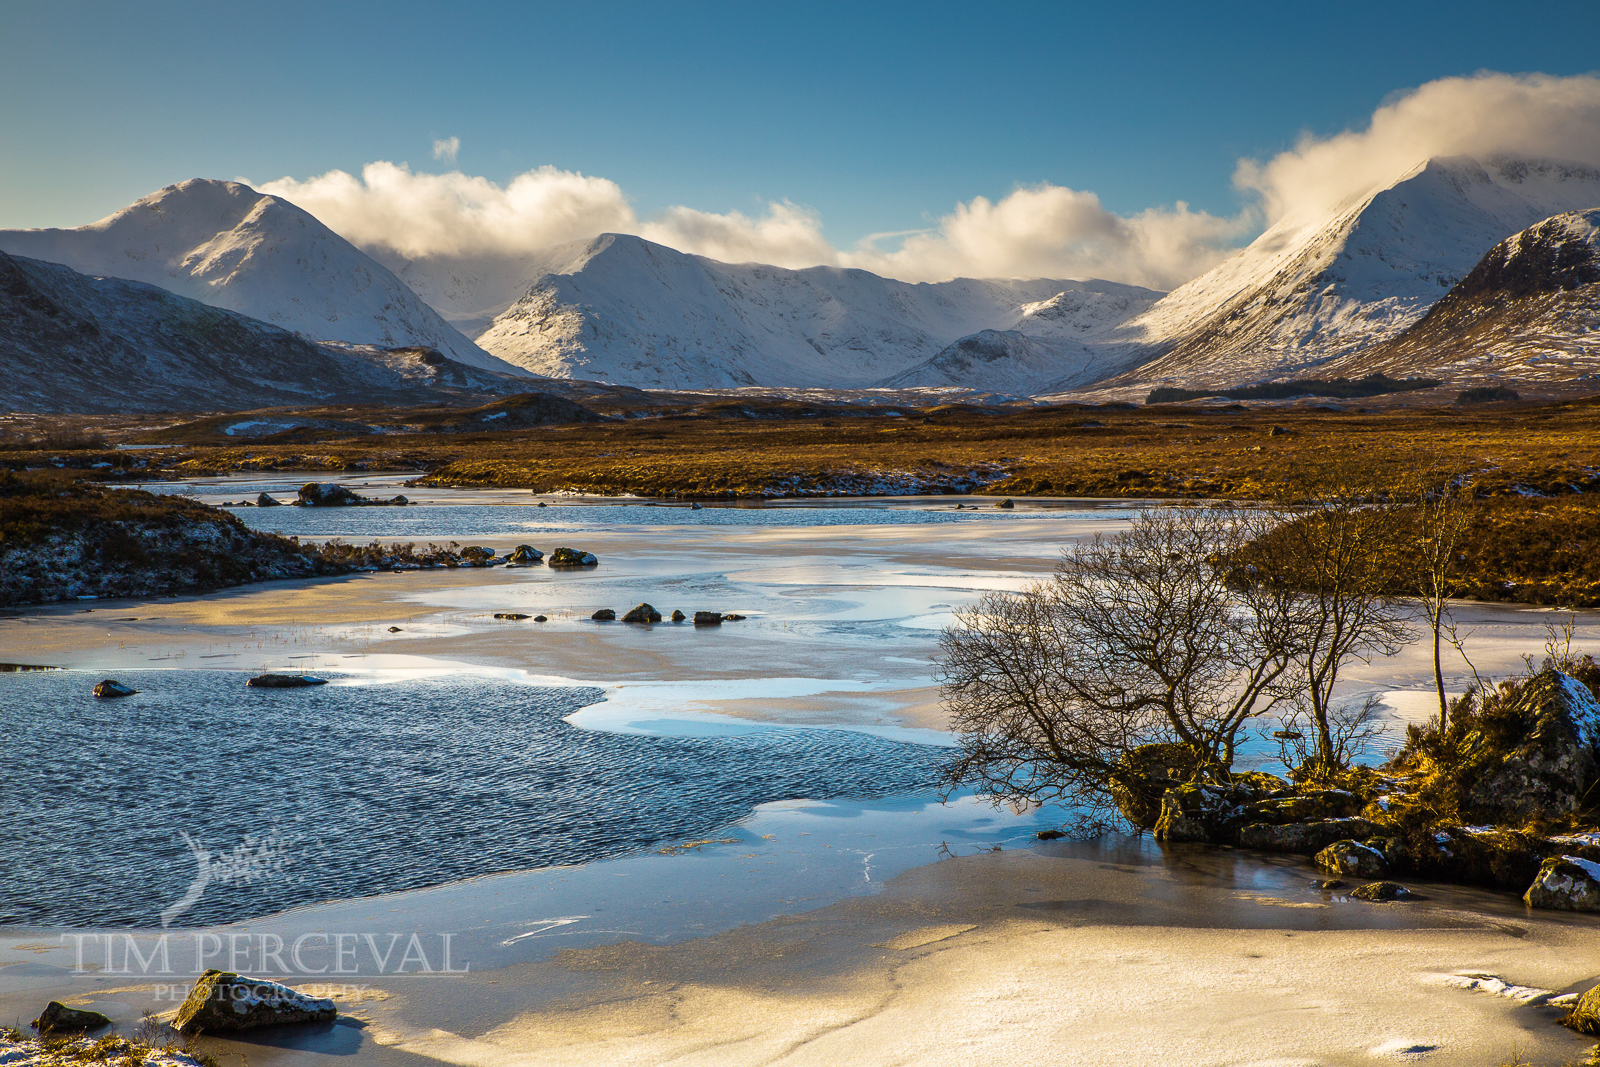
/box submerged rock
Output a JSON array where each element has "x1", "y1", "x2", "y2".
[
  {"x1": 245, "y1": 674, "x2": 327, "y2": 688},
  {"x1": 173, "y1": 970, "x2": 336, "y2": 1033},
  {"x1": 549, "y1": 547, "x2": 598, "y2": 568},
  {"x1": 1349, "y1": 881, "x2": 1414, "y2": 902},
  {"x1": 32, "y1": 1002, "x2": 111, "y2": 1032},
  {"x1": 1524, "y1": 854, "x2": 1600, "y2": 911},
  {"x1": 693, "y1": 611, "x2": 723, "y2": 625},
  {"x1": 621, "y1": 603, "x2": 662, "y2": 623},
  {"x1": 591, "y1": 608, "x2": 616, "y2": 621},
  {"x1": 1315, "y1": 839, "x2": 1389, "y2": 878},
  {"x1": 92, "y1": 679, "x2": 137, "y2": 699}
]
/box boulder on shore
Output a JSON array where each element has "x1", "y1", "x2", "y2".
[
  {"x1": 92, "y1": 679, "x2": 137, "y2": 699},
  {"x1": 591, "y1": 608, "x2": 616, "y2": 621},
  {"x1": 173, "y1": 970, "x2": 336, "y2": 1033},
  {"x1": 694, "y1": 611, "x2": 723, "y2": 625},
  {"x1": 246, "y1": 674, "x2": 327, "y2": 688},
  {"x1": 32, "y1": 1002, "x2": 111, "y2": 1032},
  {"x1": 549, "y1": 547, "x2": 599, "y2": 568},
  {"x1": 621, "y1": 603, "x2": 662, "y2": 623},
  {"x1": 1315, "y1": 839, "x2": 1389, "y2": 879},
  {"x1": 1524, "y1": 854, "x2": 1600, "y2": 911}
]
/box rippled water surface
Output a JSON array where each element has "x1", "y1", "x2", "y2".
[{"x1": 0, "y1": 671, "x2": 947, "y2": 928}]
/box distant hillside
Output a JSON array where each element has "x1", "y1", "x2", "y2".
[
  {"x1": 1318, "y1": 209, "x2": 1600, "y2": 387},
  {"x1": 0, "y1": 250, "x2": 533, "y2": 413},
  {"x1": 0, "y1": 179, "x2": 527, "y2": 376}
]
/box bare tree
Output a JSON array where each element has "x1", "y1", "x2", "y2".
[
  {"x1": 1244, "y1": 481, "x2": 1413, "y2": 779},
  {"x1": 939, "y1": 506, "x2": 1297, "y2": 816},
  {"x1": 1404, "y1": 469, "x2": 1477, "y2": 732}
]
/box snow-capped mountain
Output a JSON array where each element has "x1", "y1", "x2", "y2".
[
  {"x1": 1108, "y1": 155, "x2": 1600, "y2": 389},
  {"x1": 468, "y1": 233, "x2": 1160, "y2": 389},
  {"x1": 0, "y1": 179, "x2": 527, "y2": 376},
  {"x1": 0, "y1": 250, "x2": 532, "y2": 414},
  {"x1": 1321, "y1": 209, "x2": 1600, "y2": 387}
]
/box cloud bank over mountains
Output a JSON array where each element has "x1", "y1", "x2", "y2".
[{"x1": 259, "y1": 72, "x2": 1600, "y2": 291}]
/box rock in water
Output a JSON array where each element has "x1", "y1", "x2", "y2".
[
  {"x1": 173, "y1": 970, "x2": 336, "y2": 1033},
  {"x1": 246, "y1": 674, "x2": 327, "y2": 688},
  {"x1": 32, "y1": 1002, "x2": 111, "y2": 1032},
  {"x1": 1315, "y1": 840, "x2": 1389, "y2": 878},
  {"x1": 1109, "y1": 743, "x2": 1203, "y2": 830},
  {"x1": 693, "y1": 612, "x2": 723, "y2": 625},
  {"x1": 533, "y1": 615, "x2": 548, "y2": 622},
  {"x1": 690, "y1": 502, "x2": 703, "y2": 510},
  {"x1": 507, "y1": 545, "x2": 544, "y2": 564},
  {"x1": 387, "y1": 626, "x2": 401, "y2": 632},
  {"x1": 92, "y1": 679, "x2": 137, "y2": 699},
  {"x1": 621, "y1": 603, "x2": 662, "y2": 623},
  {"x1": 1524, "y1": 855, "x2": 1600, "y2": 911},
  {"x1": 722, "y1": 613, "x2": 747, "y2": 621},
  {"x1": 591, "y1": 608, "x2": 616, "y2": 621},
  {"x1": 995, "y1": 498, "x2": 1015, "y2": 509},
  {"x1": 549, "y1": 547, "x2": 599, "y2": 568},
  {"x1": 1349, "y1": 881, "x2": 1414, "y2": 902},
  {"x1": 256, "y1": 492, "x2": 283, "y2": 507},
  {"x1": 671, "y1": 610, "x2": 686, "y2": 622},
  {"x1": 297, "y1": 482, "x2": 362, "y2": 507},
  {"x1": 493, "y1": 613, "x2": 531, "y2": 620}
]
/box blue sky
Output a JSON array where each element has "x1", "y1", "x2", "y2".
[{"x1": 3, "y1": 0, "x2": 1598, "y2": 282}]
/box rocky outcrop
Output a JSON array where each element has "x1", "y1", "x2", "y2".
[
  {"x1": 32, "y1": 1002, "x2": 111, "y2": 1032},
  {"x1": 92, "y1": 679, "x2": 137, "y2": 699},
  {"x1": 172, "y1": 970, "x2": 336, "y2": 1033},
  {"x1": 621, "y1": 603, "x2": 662, "y2": 623},
  {"x1": 1524, "y1": 855, "x2": 1600, "y2": 911},
  {"x1": 245, "y1": 674, "x2": 326, "y2": 688},
  {"x1": 1110, "y1": 744, "x2": 1203, "y2": 830},
  {"x1": 549, "y1": 547, "x2": 599, "y2": 568},
  {"x1": 1315, "y1": 840, "x2": 1389, "y2": 878},
  {"x1": 1456, "y1": 670, "x2": 1600, "y2": 824}
]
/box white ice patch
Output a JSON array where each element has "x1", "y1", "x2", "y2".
[
  {"x1": 1442, "y1": 973, "x2": 1555, "y2": 1003},
  {"x1": 1558, "y1": 672, "x2": 1600, "y2": 745},
  {"x1": 1368, "y1": 1038, "x2": 1440, "y2": 1060},
  {"x1": 1563, "y1": 855, "x2": 1600, "y2": 881}
]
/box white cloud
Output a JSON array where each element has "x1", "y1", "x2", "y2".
[
  {"x1": 256, "y1": 72, "x2": 1600, "y2": 290},
  {"x1": 431, "y1": 136, "x2": 460, "y2": 163},
  {"x1": 1235, "y1": 72, "x2": 1600, "y2": 226}
]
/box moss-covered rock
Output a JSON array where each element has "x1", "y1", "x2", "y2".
[
  {"x1": 1350, "y1": 881, "x2": 1414, "y2": 902},
  {"x1": 173, "y1": 970, "x2": 336, "y2": 1033},
  {"x1": 1241, "y1": 789, "x2": 1365, "y2": 825},
  {"x1": 1153, "y1": 777, "x2": 1286, "y2": 843},
  {"x1": 1237, "y1": 817, "x2": 1379, "y2": 854},
  {"x1": 1385, "y1": 825, "x2": 1548, "y2": 891},
  {"x1": 1110, "y1": 743, "x2": 1204, "y2": 830},
  {"x1": 1315, "y1": 839, "x2": 1388, "y2": 878},
  {"x1": 1524, "y1": 854, "x2": 1600, "y2": 911},
  {"x1": 1565, "y1": 983, "x2": 1600, "y2": 1035},
  {"x1": 32, "y1": 1002, "x2": 111, "y2": 1032}
]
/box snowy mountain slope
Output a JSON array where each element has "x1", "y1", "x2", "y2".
[
  {"x1": 1321, "y1": 209, "x2": 1600, "y2": 387},
  {"x1": 1105, "y1": 155, "x2": 1600, "y2": 389},
  {"x1": 471, "y1": 233, "x2": 1160, "y2": 389},
  {"x1": 0, "y1": 179, "x2": 527, "y2": 377},
  {"x1": 0, "y1": 250, "x2": 533, "y2": 414}
]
